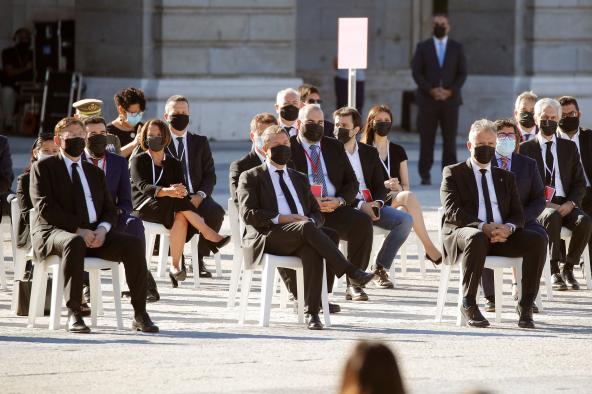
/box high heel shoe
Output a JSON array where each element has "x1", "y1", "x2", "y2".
[
  {"x1": 204, "y1": 235, "x2": 231, "y2": 254},
  {"x1": 426, "y1": 253, "x2": 442, "y2": 267},
  {"x1": 169, "y1": 256, "x2": 187, "y2": 288}
]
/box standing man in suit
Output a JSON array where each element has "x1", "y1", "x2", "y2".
[
  {"x1": 289, "y1": 104, "x2": 374, "y2": 302},
  {"x1": 163, "y1": 95, "x2": 226, "y2": 278},
  {"x1": 481, "y1": 119, "x2": 547, "y2": 312},
  {"x1": 333, "y1": 106, "x2": 413, "y2": 289},
  {"x1": 514, "y1": 91, "x2": 538, "y2": 142},
  {"x1": 82, "y1": 116, "x2": 160, "y2": 302},
  {"x1": 29, "y1": 117, "x2": 158, "y2": 333},
  {"x1": 237, "y1": 125, "x2": 375, "y2": 329},
  {"x1": 520, "y1": 98, "x2": 592, "y2": 291},
  {"x1": 412, "y1": 14, "x2": 467, "y2": 185},
  {"x1": 557, "y1": 96, "x2": 592, "y2": 274},
  {"x1": 275, "y1": 88, "x2": 302, "y2": 137},
  {"x1": 441, "y1": 119, "x2": 545, "y2": 328}
]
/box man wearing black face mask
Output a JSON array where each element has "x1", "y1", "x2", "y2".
[
  {"x1": 29, "y1": 117, "x2": 158, "y2": 333},
  {"x1": 412, "y1": 14, "x2": 467, "y2": 185},
  {"x1": 82, "y1": 116, "x2": 160, "y2": 302},
  {"x1": 275, "y1": 88, "x2": 302, "y2": 137},
  {"x1": 164, "y1": 95, "x2": 225, "y2": 278},
  {"x1": 441, "y1": 119, "x2": 545, "y2": 328},
  {"x1": 514, "y1": 91, "x2": 538, "y2": 141},
  {"x1": 520, "y1": 98, "x2": 592, "y2": 291},
  {"x1": 237, "y1": 125, "x2": 375, "y2": 329}
]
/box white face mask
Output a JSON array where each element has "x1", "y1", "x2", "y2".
[
  {"x1": 253, "y1": 135, "x2": 265, "y2": 151},
  {"x1": 37, "y1": 153, "x2": 54, "y2": 161}
]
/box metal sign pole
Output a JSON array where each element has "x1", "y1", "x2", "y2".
[{"x1": 348, "y1": 68, "x2": 356, "y2": 108}]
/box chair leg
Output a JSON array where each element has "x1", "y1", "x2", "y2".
[
  {"x1": 95, "y1": 274, "x2": 104, "y2": 317},
  {"x1": 493, "y1": 268, "x2": 504, "y2": 324},
  {"x1": 259, "y1": 261, "x2": 276, "y2": 327},
  {"x1": 321, "y1": 261, "x2": 331, "y2": 327},
  {"x1": 11, "y1": 249, "x2": 27, "y2": 313},
  {"x1": 400, "y1": 243, "x2": 408, "y2": 277},
  {"x1": 535, "y1": 290, "x2": 544, "y2": 313},
  {"x1": 456, "y1": 263, "x2": 465, "y2": 327},
  {"x1": 279, "y1": 276, "x2": 289, "y2": 310},
  {"x1": 434, "y1": 264, "x2": 451, "y2": 322},
  {"x1": 214, "y1": 252, "x2": 222, "y2": 278},
  {"x1": 417, "y1": 238, "x2": 426, "y2": 277},
  {"x1": 226, "y1": 251, "x2": 243, "y2": 308},
  {"x1": 191, "y1": 237, "x2": 200, "y2": 289},
  {"x1": 0, "y1": 245, "x2": 6, "y2": 289},
  {"x1": 543, "y1": 255, "x2": 553, "y2": 301},
  {"x1": 89, "y1": 269, "x2": 100, "y2": 328},
  {"x1": 238, "y1": 269, "x2": 254, "y2": 324},
  {"x1": 49, "y1": 264, "x2": 65, "y2": 330},
  {"x1": 583, "y1": 245, "x2": 592, "y2": 289},
  {"x1": 145, "y1": 233, "x2": 156, "y2": 269},
  {"x1": 27, "y1": 263, "x2": 46, "y2": 328},
  {"x1": 157, "y1": 235, "x2": 170, "y2": 278},
  {"x1": 295, "y1": 267, "x2": 305, "y2": 325},
  {"x1": 111, "y1": 266, "x2": 124, "y2": 330}
]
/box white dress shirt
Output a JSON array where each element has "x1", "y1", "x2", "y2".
[
  {"x1": 62, "y1": 153, "x2": 111, "y2": 232},
  {"x1": 470, "y1": 159, "x2": 503, "y2": 227},
  {"x1": 299, "y1": 137, "x2": 337, "y2": 197},
  {"x1": 558, "y1": 130, "x2": 591, "y2": 187},
  {"x1": 518, "y1": 124, "x2": 537, "y2": 141},
  {"x1": 279, "y1": 122, "x2": 297, "y2": 138},
  {"x1": 266, "y1": 160, "x2": 305, "y2": 224},
  {"x1": 537, "y1": 133, "x2": 566, "y2": 197},
  {"x1": 84, "y1": 148, "x2": 107, "y2": 175},
  {"x1": 169, "y1": 130, "x2": 195, "y2": 194},
  {"x1": 345, "y1": 142, "x2": 369, "y2": 208}
]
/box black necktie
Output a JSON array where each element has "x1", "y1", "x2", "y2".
[
  {"x1": 283, "y1": 126, "x2": 292, "y2": 136},
  {"x1": 71, "y1": 163, "x2": 90, "y2": 227},
  {"x1": 545, "y1": 141, "x2": 554, "y2": 187},
  {"x1": 176, "y1": 137, "x2": 188, "y2": 185},
  {"x1": 277, "y1": 170, "x2": 298, "y2": 214},
  {"x1": 480, "y1": 169, "x2": 494, "y2": 224}
]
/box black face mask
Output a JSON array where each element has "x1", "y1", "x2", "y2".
[
  {"x1": 280, "y1": 105, "x2": 299, "y2": 122},
  {"x1": 63, "y1": 137, "x2": 86, "y2": 158},
  {"x1": 374, "y1": 121, "x2": 392, "y2": 137},
  {"x1": 169, "y1": 114, "x2": 190, "y2": 131},
  {"x1": 473, "y1": 145, "x2": 495, "y2": 165},
  {"x1": 540, "y1": 119, "x2": 558, "y2": 136},
  {"x1": 86, "y1": 134, "x2": 107, "y2": 158},
  {"x1": 17, "y1": 41, "x2": 30, "y2": 50},
  {"x1": 146, "y1": 136, "x2": 165, "y2": 152},
  {"x1": 519, "y1": 112, "x2": 535, "y2": 129},
  {"x1": 336, "y1": 128, "x2": 352, "y2": 144},
  {"x1": 269, "y1": 145, "x2": 292, "y2": 165},
  {"x1": 302, "y1": 123, "x2": 324, "y2": 142},
  {"x1": 433, "y1": 25, "x2": 446, "y2": 39},
  {"x1": 559, "y1": 116, "x2": 579, "y2": 133}
]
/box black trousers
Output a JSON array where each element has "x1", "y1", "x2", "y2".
[
  {"x1": 537, "y1": 198, "x2": 592, "y2": 273},
  {"x1": 481, "y1": 222, "x2": 548, "y2": 299},
  {"x1": 192, "y1": 197, "x2": 225, "y2": 259},
  {"x1": 417, "y1": 103, "x2": 459, "y2": 180},
  {"x1": 334, "y1": 77, "x2": 365, "y2": 114},
  {"x1": 46, "y1": 229, "x2": 148, "y2": 315},
  {"x1": 265, "y1": 221, "x2": 354, "y2": 314},
  {"x1": 581, "y1": 188, "x2": 592, "y2": 270},
  {"x1": 455, "y1": 227, "x2": 546, "y2": 307}
]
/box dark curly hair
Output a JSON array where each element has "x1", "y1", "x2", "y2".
[{"x1": 114, "y1": 87, "x2": 146, "y2": 112}]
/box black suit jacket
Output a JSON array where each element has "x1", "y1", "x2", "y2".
[
  {"x1": 411, "y1": 37, "x2": 467, "y2": 108},
  {"x1": 353, "y1": 143, "x2": 388, "y2": 206},
  {"x1": 519, "y1": 136, "x2": 586, "y2": 206},
  {"x1": 440, "y1": 159, "x2": 524, "y2": 265},
  {"x1": 29, "y1": 154, "x2": 117, "y2": 260},
  {"x1": 577, "y1": 128, "x2": 592, "y2": 185},
  {"x1": 229, "y1": 149, "x2": 264, "y2": 206},
  {"x1": 166, "y1": 132, "x2": 216, "y2": 196},
  {"x1": 288, "y1": 135, "x2": 359, "y2": 204},
  {"x1": 237, "y1": 163, "x2": 323, "y2": 267},
  {"x1": 16, "y1": 172, "x2": 32, "y2": 248}
]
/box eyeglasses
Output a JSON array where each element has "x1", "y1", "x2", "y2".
[
  {"x1": 497, "y1": 134, "x2": 516, "y2": 141},
  {"x1": 306, "y1": 99, "x2": 322, "y2": 104},
  {"x1": 561, "y1": 111, "x2": 578, "y2": 119}
]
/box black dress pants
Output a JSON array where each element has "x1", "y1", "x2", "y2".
[{"x1": 192, "y1": 196, "x2": 225, "y2": 259}]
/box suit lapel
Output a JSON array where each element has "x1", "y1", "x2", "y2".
[
  {"x1": 491, "y1": 167, "x2": 506, "y2": 215},
  {"x1": 463, "y1": 159, "x2": 479, "y2": 211},
  {"x1": 290, "y1": 137, "x2": 308, "y2": 173},
  {"x1": 287, "y1": 169, "x2": 307, "y2": 213},
  {"x1": 260, "y1": 163, "x2": 278, "y2": 210},
  {"x1": 579, "y1": 130, "x2": 592, "y2": 182},
  {"x1": 556, "y1": 140, "x2": 570, "y2": 188},
  {"x1": 81, "y1": 161, "x2": 100, "y2": 217},
  {"x1": 530, "y1": 141, "x2": 545, "y2": 181}
]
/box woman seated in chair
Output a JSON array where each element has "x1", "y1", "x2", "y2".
[
  {"x1": 130, "y1": 119, "x2": 230, "y2": 287},
  {"x1": 16, "y1": 134, "x2": 59, "y2": 251},
  {"x1": 360, "y1": 105, "x2": 442, "y2": 265}
]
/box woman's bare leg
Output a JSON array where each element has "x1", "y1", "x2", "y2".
[
  {"x1": 391, "y1": 191, "x2": 442, "y2": 261},
  {"x1": 178, "y1": 210, "x2": 224, "y2": 242},
  {"x1": 170, "y1": 212, "x2": 189, "y2": 272}
]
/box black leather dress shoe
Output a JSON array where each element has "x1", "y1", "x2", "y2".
[
  {"x1": 561, "y1": 268, "x2": 580, "y2": 290},
  {"x1": 532, "y1": 302, "x2": 539, "y2": 314},
  {"x1": 320, "y1": 302, "x2": 341, "y2": 314},
  {"x1": 551, "y1": 273, "x2": 568, "y2": 291},
  {"x1": 133, "y1": 313, "x2": 159, "y2": 333},
  {"x1": 305, "y1": 313, "x2": 323, "y2": 330},
  {"x1": 516, "y1": 304, "x2": 535, "y2": 329},
  {"x1": 66, "y1": 312, "x2": 91, "y2": 333},
  {"x1": 198, "y1": 259, "x2": 212, "y2": 278},
  {"x1": 484, "y1": 299, "x2": 495, "y2": 313},
  {"x1": 348, "y1": 270, "x2": 376, "y2": 288},
  {"x1": 345, "y1": 286, "x2": 369, "y2": 301},
  {"x1": 80, "y1": 303, "x2": 91, "y2": 317},
  {"x1": 146, "y1": 289, "x2": 160, "y2": 303},
  {"x1": 460, "y1": 305, "x2": 490, "y2": 328}
]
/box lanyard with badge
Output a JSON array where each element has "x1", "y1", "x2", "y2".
[
  {"x1": 377, "y1": 144, "x2": 391, "y2": 176},
  {"x1": 148, "y1": 151, "x2": 164, "y2": 186},
  {"x1": 543, "y1": 145, "x2": 556, "y2": 202}
]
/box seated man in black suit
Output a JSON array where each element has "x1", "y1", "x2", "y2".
[
  {"x1": 297, "y1": 83, "x2": 334, "y2": 138},
  {"x1": 289, "y1": 104, "x2": 374, "y2": 302},
  {"x1": 163, "y1": 95, "x2": 226, "y2": 278},
  {"x1": 441, "y1": 119, "x2": 545, "y2": 328},
  {"x1": 520, "y1": 98, "x2": 592, "y2": 291},
  {"x1": 237, "y1": 125, "x2": 375, "y2": 329},
  {"x1": 481, "y1": 119, "x2": 548, "y2": 312},
  {"x1": 29, "y1": 117, "x2": 158, "y2": 334}
]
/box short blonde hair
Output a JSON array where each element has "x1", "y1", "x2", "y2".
[
  {"x1": 54, "y1": 117, "x2": 84, "y2": 136},
  {"x1": 261, "y1": 125, "x2": 287, "y2": 146},
  {"x1": 534, "y1": 98, "x2": 561, "y2": 120},
  {"x1": 468, "y1": 119, "x2": 496, "y2": 143},
  {"x1": 250, "y1": 113, "x2": 278, "y2": 134}
]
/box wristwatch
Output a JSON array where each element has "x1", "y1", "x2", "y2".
[
  {"x1": 338, "y1": 197, "x2": 346, "y2": 207},
  {"x1": 197, "y1": 191, "x2": 207, "y2": 199}
]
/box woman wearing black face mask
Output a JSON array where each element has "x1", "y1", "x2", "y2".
[
  {"x1": 361, "y1": 105, "x2": 442, "y2": 264},
  {"x1": 130, "y1": 119, "x2": 230, "y2": 287}
]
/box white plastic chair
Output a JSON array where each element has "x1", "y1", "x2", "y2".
[
  {"x1": 0, "y1": 194, "x2": 15, "y2": 289},
  {"x1": 143, "y1": 221, "x2": 223, "y2": 288},
  {"x1": 9, "y1": 197, "x2": 32, "y2": 312},
  {"x1": 560, "y1": 227, "x2": 592, "y2": 289},
  {"x1": 226, "y1": 197, "x2": 243, "y2": 307}
]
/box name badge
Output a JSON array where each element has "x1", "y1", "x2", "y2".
[
  {"x1": 311, "y1": 184, "x2": 323, "y2": 198},
  {"x1": 544, "y1": 186, "x2": 556, "y2": 203}
]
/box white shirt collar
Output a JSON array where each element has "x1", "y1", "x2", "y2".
[
  {"x1": 433, "y1": 36, "x2": 448, "y2": 46},
  {"x1": 61, "y1": 151, "x2": 81, "y2": 167},
  {"x1": 84, "y1": 148, "x2": 104, "y2": 161},
  {"x1": 345, "y1": 141, "x2": 359, "y2": 157},
  {"x1": 172, "y1": 130, "x2": 188, "y2": 140},
  {"x1": 518, "y1": 124, "x2": 536, "y2": 135},
  {"x1": 537, "y1": 132, "x2": 556, "y2": 147},
  {"x1": 266, "y1": 158, "x2": 287, "y2": 173},
  {"x1": 558, "y1": 129, "x2": 579, "y2": 141},
  {"x1": 470, "y1": 157, "x2": 492, "y2": 173}
]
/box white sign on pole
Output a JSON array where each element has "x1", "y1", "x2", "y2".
[{"x1": 337, "y1": 18, "x2": 368, "y2": 70}]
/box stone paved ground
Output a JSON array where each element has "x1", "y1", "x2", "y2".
[{"x1": 1, "y1": 133, "x2": 592, "y2": 393}]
